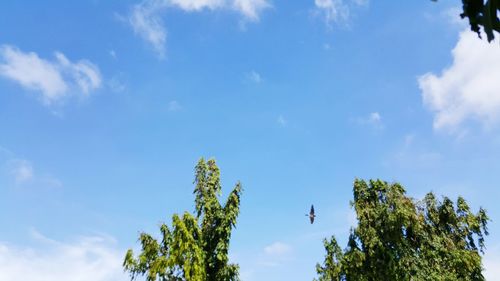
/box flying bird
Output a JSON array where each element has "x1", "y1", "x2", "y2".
[{"x1": 306, "y1": 205, "x2": 316, "y2": 224}]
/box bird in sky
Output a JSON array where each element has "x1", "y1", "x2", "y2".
[{"x1": 306, "y1": 205, "x2": 316, "y2": 224}]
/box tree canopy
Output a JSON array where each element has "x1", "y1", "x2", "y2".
[
  {"x1": 437, "y1": 0, "x2": 500, "y2": 42},
  {"x1": 123, "y1": 158, "x2": 242, "y2": 281},
  {"x1": 315, "y1": 179, "x2": 489, "y2": 281}
]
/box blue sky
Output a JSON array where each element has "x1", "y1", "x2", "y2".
[{"x1": 1, "y1": 1, "x2": 500, "y2": 280}]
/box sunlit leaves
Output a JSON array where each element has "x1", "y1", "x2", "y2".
[
  {"x1": 124, "y1": 158, "x2": 242, "y2": 281},
  {"x1": 316, "y1": 179, "x2": 489, "y2": 281}
]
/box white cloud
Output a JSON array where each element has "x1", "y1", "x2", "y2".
[
  {"x1": 232, "y1": 0, "x2": 271, "y2": 21},
  {"x1": 10, "y1": 159, "x2": 33, "y2": 183},
  {"x1": 169, "y1": 0, "x2": 271, "y2": 21},
  {"x1": 168, "y1": 0, "x2": 225, "y2": 11},
  {"x1": 246, "y1": 70, "x2": 262, "y2": 83},
  {"x1": 54, "y1": 52, "x2": 101, "y2": 96},
  {"x1": 0, "y1": 232, "x2": 126, "y2": 281},
  {"x1": 0, "y1": 45, "x2": 67, "y2": 102},
  {"x1": 0, "y1": 45, "x2": 102, "y2": 105},
  {"x1": 165, "y1": 0, "x2": 271, "y2": 19},
  {"x1": 314, "y1": 0, "x2": 367, "y2": 27},
  {"x1": 130, "y1": 2, "x2": 168, "y2": 58},
  {"x1": 128, "y1": 0, "x2": 271, "y2": 57},
  {"x1": 168, "y1": 100, "x2": 182, "y2": 111},
  {"x1": 264, "y1": 242, "x2": 291, "y2": 256},
  {"x1": 419, "y1": 30, "x2": 500, "y2": 133}
]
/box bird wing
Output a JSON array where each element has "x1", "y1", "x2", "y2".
[
  {"x1": 310, "y1": 205, "x2": 315, "y2": 216},
  {"x1": 310, "y1": 214, "x2": 314, "y2": 224}
]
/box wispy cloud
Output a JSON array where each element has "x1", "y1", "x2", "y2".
[
  {"x1": 0, "y1": 146, "x2": 14, "y2": 160},
  {"x1": 128, "y1": 0, "x2": 271, "y2": 57},
  {"x1": 368, "y1": 112, "x2": 381, "y2": 123},
  {"x1": 108, "y1": 74, "x2": 127, "y2": 93},
  {"x1": 10, "y1": 159, "x2": 34, "y2": 184},
  {"x1": 168, "y1": 0, "x2": 225, "y2": 11},
  {"x1": 129, "y1": 2, "x2": 168, "y2": 59},
  {"x1": 314, "y1": 0, "x2": 349, "y2": 26},
  {"x1": 0, "y1": 45, "x2": 101, "y2": 105},
  {"x1": 167, "y1": 100, "x2": 182, "y2": 111},
  {"x1": 264, "y1": 241, "x2": 292, "y2": 256},
  {"x1": 55, "y1": 52, "x2": 101, "y2": 95},
  {"x1": 0, "y1": 232, "x2": 126, "y2": 281},
  {"x1": 246, "y1": 70, "x2": 263, "y2": 83},
  {"x1": 277, "y1": 115, "x2": 287, "y2": 126},
  {"x1": 232, "y1": 0, "x2": 271, "y2": 21},
  {"x1": 385, "y1": 133, "x2": 442, "y2": 171},
  {"x1": 259, "y1": 241, "x2": 293, "y2": 267},
  {"x1": 419, "y1": 30, "x2": 500, "y2": 133},
  {"x1": 355, "y1": 111, "x2": 383, "y2": 129},
  {"x1": 7, "y1": 158, "x2": 62, "y2": 188},
  {"x1": 314, "y1": 0, "x2": 367, "y2": 27},
  {"x1": 166, "y1": 0, "x2": 271, "y2": 19},
  {"x1": 351, "y1": 0, "x2": 368, "y2": 5}
]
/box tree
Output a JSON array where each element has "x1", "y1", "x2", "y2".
[
  {"x1": 123, "y1": 158, "x2": 242, "y2": 281},
  {"x1": 434, "y1": 0, "x2": 500, "y2": 42},
  {"x1": 315, "y1": 179, "x2": 489, "y2": 281}
]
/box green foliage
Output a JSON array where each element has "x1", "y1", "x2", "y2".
[
  {"x1": 315, "y1": 179, "x2": 489, "y2": 281},
  {"x1": 434, "y1": 0, "x2": 500, "y2": 41},
  {"x1": 124, "y1": 158, "x2": 242, "y2": 281}
]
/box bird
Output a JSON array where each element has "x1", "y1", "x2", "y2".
[{"x1": 306, "y1": 204, "x2": 316, "y2": 224}]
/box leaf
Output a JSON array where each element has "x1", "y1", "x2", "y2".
[
  {"x1": 124, "y1": 158, "x2": 242, "y2": 281},
  {"x1": 484, "y1": 0, "x2": 496, "y2": 41},
  {"x1": 316, "y1": 179, "x2": 489, "y2": 281}
]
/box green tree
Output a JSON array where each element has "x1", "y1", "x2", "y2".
[
  {"x1": 123, "y1": 158, "x2": 242, "y2": 281},
  {"x1": 315, "y1": 179, "x2": 489, "y2": 281},
  {"x1": 435, "y1": 0, "x2": 500, "y2": 42}
]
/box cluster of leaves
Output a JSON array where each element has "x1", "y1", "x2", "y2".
[
  {"x1": 123, "y1": 158, "x2": 242, "y2": 281},
  {"x1": 316, "y1": 179, "x2": 489, "y2": 281},
  {"x1": 434, "y1": 0, "x2": 500, "y2": 41}
]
